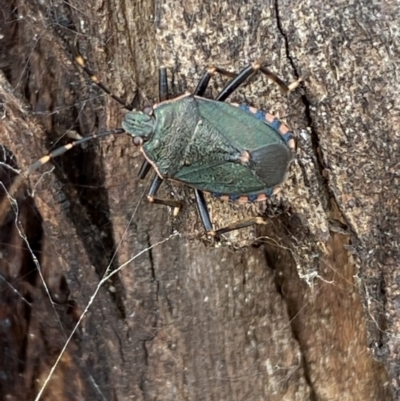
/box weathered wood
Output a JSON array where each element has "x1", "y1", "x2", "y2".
[{"x1": 0, "y1": 0, "x2": 397, "y2": 400}]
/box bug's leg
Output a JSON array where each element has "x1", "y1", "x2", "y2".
[
  {"x1": 147, "y1": 175, "x2": 181, "y2": 215},
  {"x1": 159, "y1": 67, "x2": 169, "y2": 101},
  {"x1": 214, "y1": 217, "x2": 266, "y2": 236},
  {"x1": 259, "y1": 64, "x2": 302, "y2": 93},
  {"x1": 194, "y1": 191, "x2": 266, "y2": 237},
  {"x1": 194, "y1": 190, "x2": 214, "y2": 234},
  {"x1": 137, "y1": 162, "x2": 152, "y2": 179},
  {"x1": 216, "y1": 62, "x2": 302, "y2": 101},
  {"x1": 216, "y1": 64, "x2": 257, "y2": 101},
  {"x1": 193, "y1": 67, "x2": 236, "y2": 96}
]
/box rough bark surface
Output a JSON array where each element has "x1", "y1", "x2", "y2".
[{"x1": 0, "y1": 0, "x2": 397, "y2": 400}]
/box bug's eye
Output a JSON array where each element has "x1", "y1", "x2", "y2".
[
  {"x1": 143, "y1": 106, "x2": 153, "y2": 115},
  {"x1": 133, "y1": 137, "x2": 143, "y2": 146}
]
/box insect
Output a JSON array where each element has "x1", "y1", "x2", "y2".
[{"x1": 0, "y1": 51, "x2": 301, "y2": 236}]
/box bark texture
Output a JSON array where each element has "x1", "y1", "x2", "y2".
[{"x1": 0, "y1": 0, "x2": 397, "y2": 400}]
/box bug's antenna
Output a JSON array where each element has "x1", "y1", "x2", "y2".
[
  {"x1": 70, "y1": 44, "x2": 135, "y2": 111},
  {"x1": 0, "y1": 128, "x2": 125, "y2": 224},
  {"x1": 0, "y1": 44, "x2": 137, "y2": 225}
]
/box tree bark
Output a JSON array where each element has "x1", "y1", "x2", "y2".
[{"x1": 0, "y1": 0, "x2": 397, "y2": 400}]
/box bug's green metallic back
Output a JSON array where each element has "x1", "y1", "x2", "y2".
[{"x1": 137, "y1": 96, "x2": 293, "y2": 195}]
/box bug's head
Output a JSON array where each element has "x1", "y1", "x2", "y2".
[{"x1": 122, "y1": 108, "x2": 155, "y2": 146}]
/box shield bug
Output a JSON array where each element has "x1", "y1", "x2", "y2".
[
  {"x1": 122, "y1": 62, "x2": 301, "y2": 236},
  {"x1": 0, "y1": 53, "x2": 301, "y2": 237}
]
